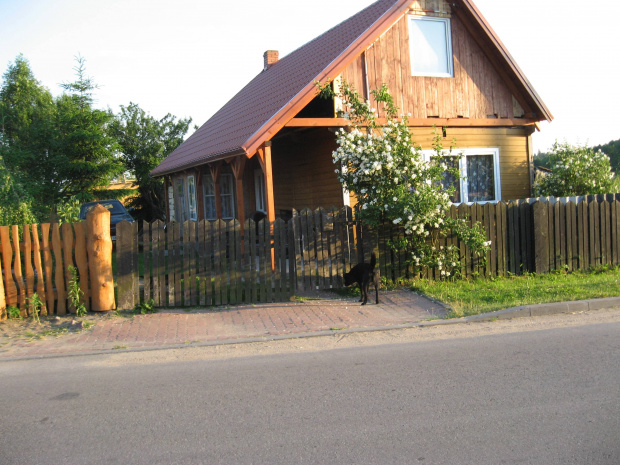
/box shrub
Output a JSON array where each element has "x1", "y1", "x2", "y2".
[{"x1": 534, "y1": 141, "x2": 616, "y2": 197}]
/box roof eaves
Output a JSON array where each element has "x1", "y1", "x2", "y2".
[{"x1": 151, "y1": 147, "x2": 247, "y2": 177}]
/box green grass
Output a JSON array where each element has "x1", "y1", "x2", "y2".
[{"x1": 412, "y1": 266, "x2": 620, "y2": 318}]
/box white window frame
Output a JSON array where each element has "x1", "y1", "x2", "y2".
[
  {"x1": 187, "y1": 175, "x2": 197, "y2": 221},
  {"x1": 408, "y1": 15, "x2": 453, "y2": 78},
  {"x1": 423, "y1": 148, "x2": 501, "y2": 204},
  {"x1": 254, "y1": 169, "x2": 266, "y2": 213}
]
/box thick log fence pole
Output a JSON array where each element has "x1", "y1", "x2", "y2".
[
  {"x1": 0, "y1": 259, "x2": 5, "y2": 320},
  {"x1": 86, "y1": 204, "x2": 116, "y2": 311}
]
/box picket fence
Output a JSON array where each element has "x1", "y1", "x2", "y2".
[
  {"x1": 0, "y1": 205, "x2": 116, "y2": 320},
  {"x1": 115, "y1": 195, "x2": 620, "y2": 310},
  {"x1": 2, "y1": 194, "x2": 620, "y2": 319}
]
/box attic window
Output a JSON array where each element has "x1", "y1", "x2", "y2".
[{"x1": 409, "y1": 16, "x2": 453, "y2": 77}]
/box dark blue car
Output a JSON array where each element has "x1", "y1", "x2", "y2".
[{"x1": 79, "y1": 199, "x2": 134, "y2": 240}]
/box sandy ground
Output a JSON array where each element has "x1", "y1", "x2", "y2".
[{"x1": 0, "y1": 311, "x2": 121, "y2": 344}]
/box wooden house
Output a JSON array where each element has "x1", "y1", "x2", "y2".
[{"x1": 151, "y1": 0, "x2": 552, "y2": 226}]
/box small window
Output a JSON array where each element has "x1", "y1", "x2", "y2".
[
  {"x1": 203, "y1": 173, "x2": 217, "y2": 220},
  {"x1": 424, "y1": 148, "x2": 501, "y2": 204},
  {"x1": 175, "y1": 178, "x2": 186, "y2": 222},
  {"x1": 254, "y1": 169, "x2": 266, "y2": 213},
  {"x1": 220, "y1": 173, "x2": 235, "y2": 220},
  {"x1": 409, "y1": 16, "x2": 453, "y2": 77},
  {"x1": 168, "y1": 185, "x2": 175, "y2": 221},
  {"x1": 187, "y1": 175, "x2": 197, "y2": 221}
]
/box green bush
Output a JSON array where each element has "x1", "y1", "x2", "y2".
[{"x1": 534, "y1": 141, "x2": 616, "y2": 197}]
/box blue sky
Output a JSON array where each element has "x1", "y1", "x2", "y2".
[{"x1": 1, "y1": 0, "x2": 618, "y2": 153}]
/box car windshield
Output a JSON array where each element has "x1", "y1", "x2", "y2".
[{"x1": 81, "y1": 201, "x2": 126, "y2": 217}]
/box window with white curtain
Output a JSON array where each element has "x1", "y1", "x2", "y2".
[
  {"x1": 187, "y1": 175, "x2": 197, "y2": 221},
  {"x1": 220, "y1": 173, "x2": 235, "y2": 219},
  {"x1": 424, "y1": 148, "x2": 501, "y2": 204},
  {"x1": 175, "y1": 177, "x2": 186, "y2": 223},
  {"x1": 254, "y1": 169, "x2": 266, "y2": 213},
  {"x1": 203, "y1": 172, "x2": 217, "y2": 220}
]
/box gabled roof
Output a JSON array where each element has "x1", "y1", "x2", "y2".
[{"x1": 152, "y1": 0, "x2": 551, "y2": 177}]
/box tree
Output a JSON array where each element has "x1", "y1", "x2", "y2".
[
  {"x1": 594, "y1": 139, "x2": 620, "y2": 175},
  {"x1": 52, "y1": 56, "x2": 123, "y2": 200},
  {"x1": 0, "y1": 55, "x2": 123, "y2": 220},
  {"x1": 318, "y1": 81, "x2": 489, "y2": 277},
  {"x1": 533, "y1": 141, "x2": 616, "y2": 197},
  {"x1": 0, "y1": 54, "x2": 55, "y2": 149},
  {"x1": 109, "y1": 103, "x2": 192, "y2": 222},
  {"x1": 0, "y1": 55, "x2": 56, "y2": 220},
  {"x1": 0, "y1": 150, "x2": 38, "y2": 226}
]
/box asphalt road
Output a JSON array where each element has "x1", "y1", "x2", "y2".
[{"x1": 1, "y1": 316, "x2": 619, "y2": 464}]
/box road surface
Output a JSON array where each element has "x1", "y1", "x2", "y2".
[{"x1": 1, "y1": 309, "x2": 619, "y2": 464}]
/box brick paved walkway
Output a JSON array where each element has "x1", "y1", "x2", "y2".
[{"x1": 0, "y1": 290, "x2": 446, "y2": 359}]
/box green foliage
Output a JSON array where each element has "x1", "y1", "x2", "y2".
[
  {"x1": 533, "y1": 141, "x2": 616, "y2": 197},
  {"x1": 413, "y1": 266, "x2": 620, "y2": 318},
  {"x1": 109, "y1": 103, "x2": 191, "y2": 222},
  {"x1": 57, "y1": 195, "x2": 83, "y2": 224},
  {"x1": 7, "y1": 305, "x2": 21, "y2": 319},
  {"x1": 54, "y1": 56, "x2": 123, "y2": 199},
  {"x1": 67, "y1": 265, "x2": 87, "y2": 317},
  {"x1": 318, "y1": 81, "x2": 489, "y2": 277},
  {"x1": 0, "y1": 154, "x2": 38, "y2": 226},
  {"x1": 28, "y1": 293, "x2": 43, "y2": 322},
  {"x1": 0, "y1": 55, "x2": 123, "y2": 221},
  {"x1": 594, "y1": 139, "x2": 620, "y2": 174},
  {"x1": 134, "y1": 298, "x2": 157, "y2": 314}
]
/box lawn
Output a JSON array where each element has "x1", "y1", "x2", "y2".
[{"x1": 411, "y1": 267, "x2": 620, "y2": 318}]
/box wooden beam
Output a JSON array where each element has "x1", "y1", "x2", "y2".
[
  {"x1": 229, "y1": 156, "x2": 247, "y2": 231},
  {"x1": 256, "y1": 142, "x2": 276, "y2": 270},
  {"x1": 256, "y1": 143, "x2": 275, "y2": 225},
  {"x1": 285, "y1": 117, "x2": 540, "y2": 128},
  {"x1": 209, "y1": 161, "x2": 223, "y2": 220}
]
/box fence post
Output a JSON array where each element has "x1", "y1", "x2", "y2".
[
  {"x1": 86, "y1": 204, "x2": 115, "y2": 311},
  {"x1": 0, "y1": 260, "x2": 5, "y2": 320},
  {"x1": 533, "y1": 201, "x2": 549, "y2": 274}
]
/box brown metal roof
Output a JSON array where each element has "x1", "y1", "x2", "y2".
[
  {"x1": 151, "y1": 0, "x2": 408, "y2": 176},
  {"x1": 152, "y1": 0, "x2": 551, "y2": 177}
]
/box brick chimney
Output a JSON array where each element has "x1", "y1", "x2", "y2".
[{"x1": 263, "y1": 50, "x2": 279, "y2": 71}]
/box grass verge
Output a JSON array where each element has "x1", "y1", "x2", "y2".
[{"x1": 411, "y1": 266, "x2": 620, "y2": 318}]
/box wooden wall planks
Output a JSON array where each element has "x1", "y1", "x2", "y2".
[{"x1": 341, "y1": 13, "x2": 522, "y2": 121}]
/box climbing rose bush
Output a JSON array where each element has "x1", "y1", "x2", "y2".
[
  {"x1": 318, "y1": 81, "x2": 490, "y2": 277},
  {"x1": 534, "y1": 141, "x2": 616, "y2": 197}
]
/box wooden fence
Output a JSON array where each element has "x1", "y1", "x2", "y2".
[
  {"x1": 0, "y1": 207, "x2": 114, "y2": 319},
  {"x1": 3, "y1": 195, "x2": 620, "y2": 318},
  {"x1": 115, "y1": 207, "x2": 358, "y2": 310},
  {"x1": 113, "y1": 195, "x2": 620, "y2": 310}
]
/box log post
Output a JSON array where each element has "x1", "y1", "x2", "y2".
[
  {"x1": 86, "y1": 204, "x2": 116, "y2": 311},
  {"x1": 0, "y1": 258, "x2": 5, "y2": 320}
]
